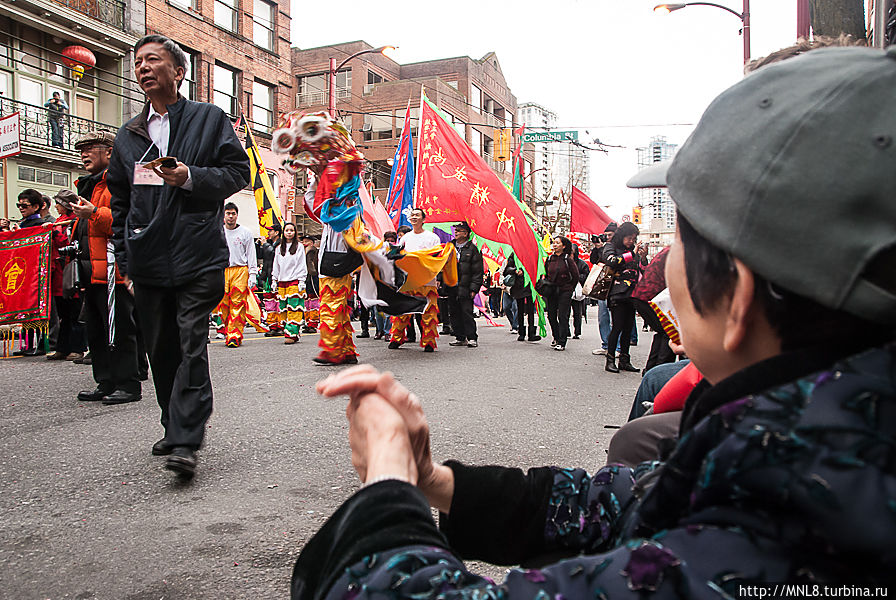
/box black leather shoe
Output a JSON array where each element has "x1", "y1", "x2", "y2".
[
  {"x1": 78, "y1": 388, "x2": 111, "y2": 402},
  {"x1": 388, "y1": 341, "x2": 401, "y2": 349},
  {"x1": 23, "y1": 347, "x2": 45, "y2": 357},
  {"x1": 264, "y1": 331, "x2": 282, "y2": 337},
  {"x1": 152, "y1": 438, "x2": 174, "y2": 456},
  {"x1": 356, "y1": 332, "x2": 370, "y2": 338},
  {"x1": 102, "y1": 390, "x2": 142, "y2": 405},
  {"x1": 605, "y1": 356, "x2": 620, "y2": 373},
  {"x1": 423, "y1": 345, "x2": 435, "y2": 353},
  {"x1": 165, "y1": 447, "x2": 197, "y2": 478},
  {"x1": 618, "y1": 357, "x2": 640, "y2": 372}
]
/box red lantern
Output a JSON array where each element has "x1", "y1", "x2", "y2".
[{"x1": 61, "y1": 45, "x2": 96, "y2": 82}]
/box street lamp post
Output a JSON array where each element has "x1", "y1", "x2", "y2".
[
  {"x1": 654, "y1": 1, "x2": 750, "y2": 64},
  {"x1": 328, "y1": 45, "x2": 396, "y2": 117}
]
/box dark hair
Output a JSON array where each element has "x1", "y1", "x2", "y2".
[
  {"x1": 224, "y1": 202, "x2": 239, "y2": 213},
  {"x1": 280, "y1": 222, "x2": 299, "y2": 256},
  {"x1": 134, "y1": 35, "x2": 188, "y2": 89},
  {"x1": 410, "y1": 207, "x2": 426, "y2": 219},
  {"x1": 18, "y1": 189, "x2": 42, "y2": 207},
  {"x1": 455, "y1": 222, "x2": 471, "y2": 233},
  {"x1": 41, "y1": 195, "x2": 52, "y2": 210},
  {"x1": 611, "y1": 222, "x2": 639, "y2": 248},
  {"x1": 676, "y1": 210, "x2": 893, "y2": 352},
  {"x1": 397, "y1": 225, "x2": 412, "y2": 235},
  {"x1": 383, "y1": 230, "x2": 397, "y2": 243},
  {"x1": 555, "y1": 235, "x2": 572, "y2": 255}
]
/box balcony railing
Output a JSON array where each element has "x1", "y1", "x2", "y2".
[
  {"x1": 51, "y1": 0, "x2": 128, "y2": 32},
  {"x1": 296, "y1": 88, "x2": 350, "y2": 107},
  {"x1": 1, "y1": 97, "x2": 118, "y2": 155}
]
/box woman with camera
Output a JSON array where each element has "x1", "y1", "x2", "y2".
[
  {"x1": 600, "y1": 221, "x2": 648, "y2": 372},
  {"x1": 541, "y1": 236, "x2": 579, "y2": 351}
]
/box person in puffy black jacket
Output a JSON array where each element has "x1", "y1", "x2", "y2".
[
  {"x1": 448, "y1": 222, "x2": 484, "y2": 347},
  {"x1": 542, "y1": 236, "x2": 578, "y2": 350},
  {"x1": 107, "y1": 35, "x2": 250, "y2": 478},
  {"x1": 504, "y1": 254, "x2": 539, "y2": 342},
  {"x1": 600, "y1": 221, "x2": 648, "y2": 373}
]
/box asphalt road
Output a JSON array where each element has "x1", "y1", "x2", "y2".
[{"x1": 0, "y1": 309, "x2": 651, "y2": 599}]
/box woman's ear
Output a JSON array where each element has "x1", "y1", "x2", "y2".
[{"x1": 722, "y1": 258, "x2": 757, "y2": 353}]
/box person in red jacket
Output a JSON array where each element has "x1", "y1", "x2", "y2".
[{"x1": 71, "y1": 131, "x2": 143, "y2": 406}]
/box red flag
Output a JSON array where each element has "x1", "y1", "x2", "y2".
[
  {"x1": 359, "y1": 183, "x2": 393, "y2": 238},
  {"x1": 415, "y1": 95, "x2": 541, "y2": 284},
  {"x1": 569, "y1": 186, "x2": 612, "y2": 235}
]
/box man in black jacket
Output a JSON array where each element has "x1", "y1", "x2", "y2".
[
  {"x1": 107, "y1": 35, "x2": 250, "y2": 478},
  {"x1": 448, "y1": 222, "x2": 484, "y2": 348}
]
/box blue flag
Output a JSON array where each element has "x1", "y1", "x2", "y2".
[{"x1": 385, "y1": 102, "x2": 415, "y2": 228}]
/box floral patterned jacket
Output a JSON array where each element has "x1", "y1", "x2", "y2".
[{"x1": 292, "y1": 342, "x2": 896, "y2": 599}]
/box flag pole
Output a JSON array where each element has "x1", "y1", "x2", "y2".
[
  {"x1": 3, "y1": 157, "x2": 8, "y2": 219},
  {"x1": 412, "y1": 85, "x2": 425, "y2": 208}
]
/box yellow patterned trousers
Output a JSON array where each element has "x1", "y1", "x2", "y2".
[
  {"x1": 316, "y1": 275, "x2": 357, "y2": 362},
  {"x1": 213, "y1": 266, "x2": 249, "y2": 347},
  {"x1": 389, "y1": 285, "x2": 439, "y2": 349}
]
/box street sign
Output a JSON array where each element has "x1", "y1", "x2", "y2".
[{"x1": 520, "y1": 130, "x2": 578, "y2": 143}]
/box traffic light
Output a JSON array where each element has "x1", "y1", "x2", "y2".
[
  {"x1": 632, "y1": 206, "x2": 642, "y2": 225},
  {"x1": 494, "y1": 128, "x2": 511, "y2": 161}
]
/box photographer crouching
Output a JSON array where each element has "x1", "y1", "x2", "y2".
[{"x1": 71, "y1": 131, "x2": 144, "y2": 405}]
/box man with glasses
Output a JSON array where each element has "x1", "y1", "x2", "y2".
[
  {"x1": 71, "y1": 131, "x2": 143, "y2": 406},
  {"x1": 16, "y1": 190, "x2": 45, "y2": 229},
  {"x1": 107, "y1": 35, "x2": 249, "y2": 478}
]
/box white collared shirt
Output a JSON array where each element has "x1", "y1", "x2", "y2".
[{"x1": 147, "y1": 103, "x2": 193, "y2": 190}]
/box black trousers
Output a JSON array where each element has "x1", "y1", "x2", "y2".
[
  {"x1": 607, "y1": 297, "x2": 636, "y2": 359},
  {"x1": 84, "y1": 284, "x2": 141, "y2": 394},
  {"x1": 515, "y1": 295, "x2": 535, "y2": 332},
  {"x1": 134, "y1": 269, "x2": 224, "y2": 450},
  {"x1": 53, "y1": 295, "x2": 87, "y2": 355},
  {"x1": 565, "y1": 299, "x2": 585, "y2": 338},
  {"x1": 546, "y1": 291, "x2": 572, "y2": 346},
  {"x1": 449, "y1": 292, "x2": 477, "y2": 341}
]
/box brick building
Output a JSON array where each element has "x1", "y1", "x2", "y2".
[
  {"x1": 145, "y1": 0, "x2": 293, "y2": 231},
  {"x1": 0, "y1": 0, "x2": 143, "y2": 217},
  {"x1": 291, "y1": 41, "x2": 534, "y2": 233}
]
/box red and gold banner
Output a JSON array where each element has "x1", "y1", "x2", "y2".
[
  {"x1": 0, "y1": 228, "x2": 51, "y2": 326},
  {"x1": 414, "y1": 94, "x2": 541, "y2": 287}
]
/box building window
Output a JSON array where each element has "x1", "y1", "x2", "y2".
[
  {"x1": 297, "y1": 70, "x2": 349, "y2": 106},
  {"x1": 253, "y1": 0, "x2": 275, "y2": 51},
  {"x1": 214, "y1": 0, "x2": 238, "y2": 32},
  {"x1": 396, "y1": 107, "x2": 419, "y2": 134},
  {"x1": 170, "y1": 0, "x2": 194, "y2": 10},
  {"x1": 214, "y1": 64, "x2": 238, "y2": 116},
  {"x1": 471, "y1": 128, "x2": 481, "y2": 154},
  {"x1": 179, "y1": 47, "x2": 197, "y2": 101},
  {"x1": 470, "y1": 84, "x2": 481, "y2": 114},
  {"x1": 363, "y1": 112, "x2": 392, "y2": 141},
  {"x1": 252, "y1": 80, "x2": 274, "y2": 132},
  {"x1": 363, "y1": 70, "x2": 384, "y2": 94}
]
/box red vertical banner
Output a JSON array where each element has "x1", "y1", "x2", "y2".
[
  {"x1": 415, "y1": 95, "x2": 541, "y2": 284},
  {"x1": 0, "y1": 228, "x2": 51, "y2": 326}
]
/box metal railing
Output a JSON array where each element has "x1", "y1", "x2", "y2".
[
  {"x1": 1, "y1": 97, "x2": 119, "y2": 154},
  {"x1": 296, "y1": 88, "x2": 350, "y2": 107},
  {"x1": 51, "y1": 0, "x2": 128, "y2": 32}
]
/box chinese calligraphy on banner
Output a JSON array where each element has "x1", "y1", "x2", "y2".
[
  {"x1": 414, "y1": 94, "x2": 541, "y2": 285},
  {"x1": 0, "y1": 228, "x2": 51, "y2": 327}
]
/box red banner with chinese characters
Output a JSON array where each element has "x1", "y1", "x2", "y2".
[
  {"x1": 0, "y1": 228, "x2": 51, "y2": 326},
  {"x1": 415, "y1": 94, "x2": 541, "y2": 287}
]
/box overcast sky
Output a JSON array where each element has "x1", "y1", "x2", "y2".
[{"x1": 291, "y1": 0, "x2": 804, "y2": 221}]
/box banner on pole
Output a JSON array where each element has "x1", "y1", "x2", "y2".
[{"x1": 0, "y1": 228, "x2": 51, "y2": 326}]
